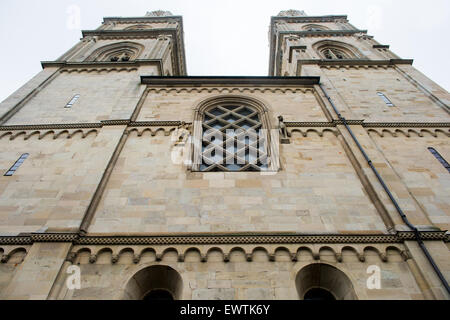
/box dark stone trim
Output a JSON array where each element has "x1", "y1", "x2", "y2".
[
  {"x1": 103, "y1": 16, "x2": 183, "y2": 24},
  {"x1": 0, "y1": 231, "x2": 447, "y2": 245},
  {"x1": 363, "y1": 122, "x2": 450, "y2": 128},
  {"x1": 129, "y1": 121, "x2": 185, "y2": 127},
  {"x1": 1, "y1": 121, "x2": 449, "y2": 132},
  {"x1": 298, "y1": 59, "x2": 414, "y2": 66},
  {"x1": 101, "y1": 120, "x2": 130, "y2": 126},
  {"x1": 81, "y1": 28, "x2": 177, "y2": 38},
  {"x1": 140, "y1": 76, "x2": 321, "y2": 86},
  {"x1": 271, "y1": 15, "x2": 348, "y2": 24},
  {"x1": 279, "y1": 30, "x2": 367, "y2": 37},
  {"x1": 285, "y1": 122, "x2": 335, "y2": 128},
  {"x1": 1, "y1": 121, "x2": 448, "y2": 132},
  {"x1": 41, "y1": 59, "x2": 163, "y2": 73},
  {"x1": 0, "y1": 123, "x2": 103, "y2": 130}
]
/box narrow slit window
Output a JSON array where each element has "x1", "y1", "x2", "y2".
[
  {"x1": 428, "y1": 147, "x2": 450, "y2": 173},
  {"x1": 4, "y1": 153, "x2": 29, "y2": 176},
  {"x1": 65, "y1": 94, "x2": 80, "y2": 108},
  {"x1": 377, "y1": 92, "x2": 394, "y2": 107}
]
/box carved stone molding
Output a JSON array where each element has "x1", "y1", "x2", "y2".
[
  {"x1": 146, "y1": 87, "x2": 315, "y2": 94},
  {"x1": 69, "y1": 242, "x2": 409, "y2": 265},
  {"x1": 0, "y1": 123, "x2": 102, "y2": 131},
  {"x1": 0, "y1": 128, "x2": 99, "y2": 141},
  {"x1": 1, "y1": 121, "x2": 448, "y2": 134},
  {"x1": 279, "y1": 30, "x2": 368, "y2": 38},
  {"x1": 367, "y1": 128, "x2": 450, "y2": 138},
  {"x1": 0, "y1": 231, "x2": 447, "y2": 246},
  {"x1": 0, "y1": 245, "x2": 29, "y2": 264},
  {"x1": 288, "y1": 128, "x2": 338, "y2": 137},
  {"x1": 42, "y1": 59, "x2": 163, "y2": 75},
  {"x1": 363, "y1": 122, "x2": 450, "y2": 128}
]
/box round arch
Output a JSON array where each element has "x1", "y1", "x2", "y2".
[
  {"x1": 123, "y1": 265, "x2": 183, "y2": 300},
  {"x1": 191, "y1": 95, "x2": 278, "y2": 172},
  {"x1": 312, "y1": 40, "x2": 365, "y2": 60},
  {"x1": 85, "y1": 41, "x2": 145, "y2": 62},
  {"x1": 302, "y1": 24, "x2": 329, "y2": 31},
  {"x1": 295, "y1": 263, "x2": 357, "y2": 300}
]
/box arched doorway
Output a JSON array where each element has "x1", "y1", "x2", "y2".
[
  {"x1": 296, "y1": 263, "x2": 357, "y2": 300},
  {"x1": 124, "y1": 265, "x2": 183, "y2": 300}
]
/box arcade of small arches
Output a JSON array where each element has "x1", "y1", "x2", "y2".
[{"x1": 63, "y1": 243, "x2": 410, "y2": 300}]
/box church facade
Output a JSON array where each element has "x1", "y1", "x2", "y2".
[{"x1": 0, "y1": 10, "x2": 449, "y2": 300}]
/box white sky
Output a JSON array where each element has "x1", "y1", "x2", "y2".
[{"x1": 0, "y1": 0, "x2": 449, "y2": 102}]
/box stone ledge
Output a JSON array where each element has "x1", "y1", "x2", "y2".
[{"x1": 0, "y1": 231, "x2": 447, "y2": 246}]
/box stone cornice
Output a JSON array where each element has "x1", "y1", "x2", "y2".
[
  {"x1": 279, "y1": 29, "x2": 367, "y2": 38},
  {"x1": 0, "y1": 121, "x2": 186, "y2": 131},
  {"x1": 41, "y1": 59, "x2": 163, "y2": 70},
  {"x1": 363, "y1": 122, "x2": 450, "y2": 128},
  {"x1": 81, "y1": 28, "x2": 177, "y2": 38},
  {"x1": 1, "y1": 121, "x2": 448, "y2": 132},
  {"x1": 271, "y1": 15, "x2": 348, "y2": 25},
  {"x1": 103, "y1": 16, "x2": 183, "y2": 24},
  {"x1": 0, "y1": 231, "x2": 447, "y2": 245},
  {"x1": 313, "y1": 59, "x2": 414, "y2": 66},
  {"x1": 140, "y1": 76, "x2": 321, "y2": 86}
]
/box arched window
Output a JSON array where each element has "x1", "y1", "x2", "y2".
[
  {"x1": 123, "y1": 265, "x2": 183, "y2": 300},
  {"x1": 303, "y1": 24, "x2": 329, "y2": 32},
  {"x1": 85, "y1": 42, "x2": 144, "y2": 62},
  {"x1": 313, "y1": 40, "x2": 364, "y2": 60},
  {"x1": 296, "y1": 263, "x2": 357, "y2": 300},
  {"x1": 191, "y1": 97, "x2": 277, "y2": 172},
  {"x1": 124, "y1": 24, "x2": 152, "y2": 30},
  {"x1": 321, "y1": 48, "x2": 349, "y2": 60}
]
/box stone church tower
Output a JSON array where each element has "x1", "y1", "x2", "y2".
[{"x1": 0, "y1": 10, "x2": 449, "y2": 300}]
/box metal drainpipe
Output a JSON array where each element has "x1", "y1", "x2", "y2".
[{"x1": 319, "y1": 83, "x2": 450, "y2": 295}]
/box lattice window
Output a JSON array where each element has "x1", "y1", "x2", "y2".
[
  {"x1": 428, "y1": 147, "x2": 450, "y2": 173},
  {"x1": 198, "y1": 104, "x2": 270, "y2": 172}
]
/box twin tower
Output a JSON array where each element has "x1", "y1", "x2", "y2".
[{"x1": 0, "y1": 10, "x2": 449, "y2": 300}]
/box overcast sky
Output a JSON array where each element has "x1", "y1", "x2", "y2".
[{"x1": 0, "y1": 0, "x2": 449, "y2": 102}]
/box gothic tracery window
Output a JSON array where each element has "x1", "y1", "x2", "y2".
[
  {"x1": 195, "y1": 102, "x2": 272, "y2": 172},
  {"x1": 85, "y1": 42, "x2": 143, "y2": 62},
  {"x1": 321, "y1": 48, "x2": 349, "y2": 60},
  {"x1": 314, "y1": 41, "x2": 363, "y2": 60},
  {"x1": 108, "y1": 52, "x2": 131, "y2": 62}
]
